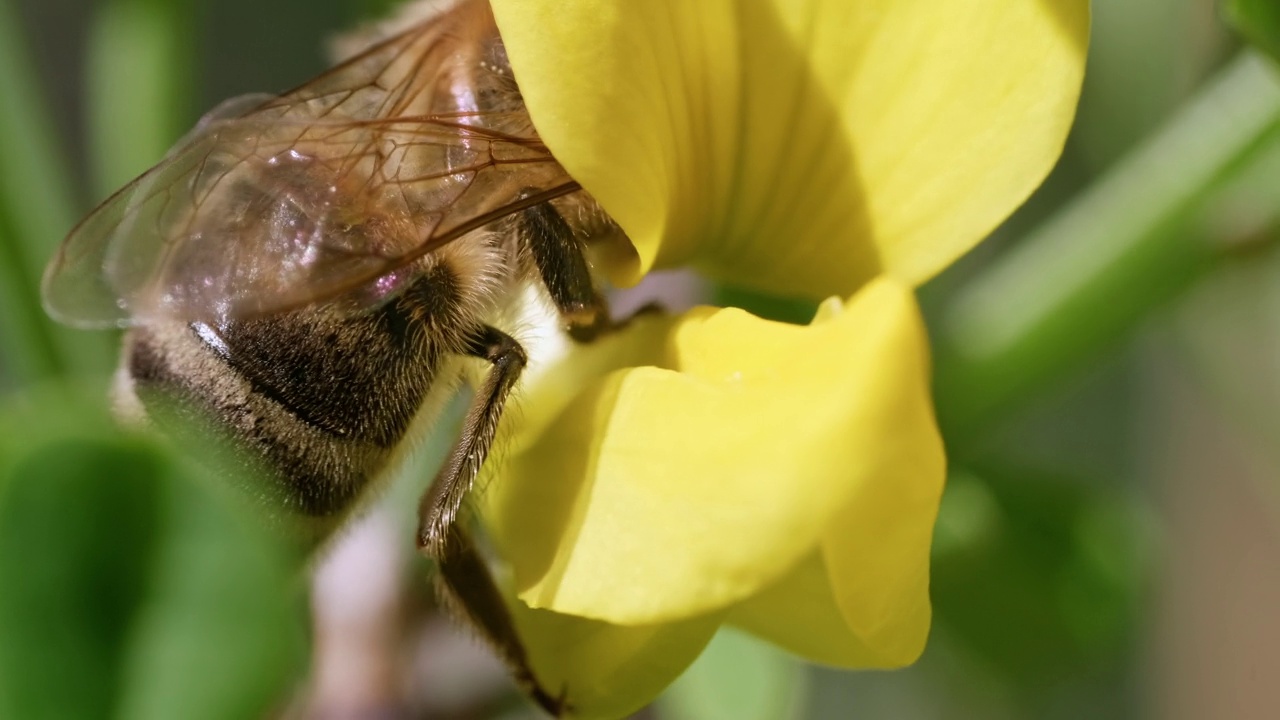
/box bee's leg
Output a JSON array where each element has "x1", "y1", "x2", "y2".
[
  {"x1": 433, "y1": 523, "x2": 565, "y2": 716},
  {"x1": 520, "y1": 202, "x2": 610, "y2": 342},
  {"x1": 415, "y1": 325, "x2": 563, "y2": 714}
]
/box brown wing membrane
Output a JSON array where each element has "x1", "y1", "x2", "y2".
[{"x1": 43, "y1": 1, "x2": 577, "y2": 328}]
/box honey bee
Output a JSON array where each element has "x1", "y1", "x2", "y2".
[{"x1": 42, "y1": 0, "x2": 616, "y2": 713}]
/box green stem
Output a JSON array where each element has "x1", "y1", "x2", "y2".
[
  {"x1": 86, "y1": 0, "x2": 195, "y2": 197},
  {"x1": 0, "y1": 0, "x2": 197, "y2": 388},
  {"x1": 1226, "y1": 0, "x2": 1280, "y2": 63},
  {"x1": 0, "y1": 0, "x2": 80, "y2": 383},
  {"x1": 933, "y1": 51, "x2": 1280, "y2": 448}
]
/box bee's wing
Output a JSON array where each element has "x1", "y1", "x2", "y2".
[{"x1": 43, "y1": 5, "x2": 576, "y2": 328}]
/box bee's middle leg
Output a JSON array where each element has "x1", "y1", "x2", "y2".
[{"x1": 433, "y1": 523, "x2": 564, "y2": 715}]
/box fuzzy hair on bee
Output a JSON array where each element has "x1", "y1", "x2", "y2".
[{"x1": 44, "y1": 0, "x2": 623, "y2": 714}]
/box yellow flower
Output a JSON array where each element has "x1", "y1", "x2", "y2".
[{"x1": 481, "y1": 1, "x2": 1089, "y2": 716}]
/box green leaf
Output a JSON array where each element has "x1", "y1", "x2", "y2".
[
  {"x1": 655, "y1": 627, "x2": 807, "y2": 720},
  {"x1": 114, "y1": 472, "x2": 309, "y2": 720},
  {"x1": 0, "y1": 428, "x2": 163, "y2": 720},
  {"x1": 86, "y1": 0, "x2": 196, "y2": 197},
  {"x1": 1226, "y1": 0, "x2": 1280, "y2": 62},
  {"x1": 0, "y1": 391, "x2": 308, "y2": 720}
]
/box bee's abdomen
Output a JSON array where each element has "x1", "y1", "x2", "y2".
[{"x1": 119, "y1": 268, "x2": 469, "y2": 532}]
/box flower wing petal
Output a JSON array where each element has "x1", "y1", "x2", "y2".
[{"x1": 839, "y1": 0, "x2": 1090, "y2": 284}]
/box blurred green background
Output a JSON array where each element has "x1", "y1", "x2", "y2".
[{"x1": 3, "y1": 0, "x2": 1280, "y2": 718}]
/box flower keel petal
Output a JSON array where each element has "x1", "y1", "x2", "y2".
[
  {"x1": 485, "y1": 279, "x2": 943, "y2": 630},
  {"x1": 514, "y1": 605, "x2": 722, "y2": 720}
]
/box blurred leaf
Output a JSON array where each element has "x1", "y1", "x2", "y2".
[
  {"x1": 114, "y1": 474, "x2": 309, "y2": 720},
  {"x1": 655, "y1": 626, "x2": 807, "y2": 720},
  {"x1": 1226, "y1": 0, "x2": 1280, "y2": 62},
  {"x1": 931, "y1": 466, "x2": 1150, "y2": 692},
  {"x1": 0, "y1": 417, "x2": 162, "y2": 720},
  {"x1": 0, "y1": 389, "x2": 308, "y2": 720}
]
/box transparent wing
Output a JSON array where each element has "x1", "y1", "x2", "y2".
[{"x1": 43, "y1": 1, "x2": 577, "y2": 328}]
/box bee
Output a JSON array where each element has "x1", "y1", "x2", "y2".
[{"x1": 42, "y1": 0, "x2": 617, "y2": 713}]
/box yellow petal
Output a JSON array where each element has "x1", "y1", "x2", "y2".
[
  {"x1": 482, "y1": 278, "x2": 943, "y2": 628},
  {"x1": 728, "y1": 552, "x2": 881, "y2": 667},
  {"x1": 513, "y1": 604, "x2": 722, "y2": 720},
  {"x1": 491, "y1": 0, "x2": 1089, "y2": 295},
  {"x1": 728, "y1": 460, "x2": 941, "y2": 670},
  {"x1": 837, "y1": 0, "x2": 1089, "y2": 284},
  {"x1": 504, "y1": 300, "x2": 678, "y2": 457}
]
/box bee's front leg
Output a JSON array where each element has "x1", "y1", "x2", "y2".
[{"x1": 416, "y1": 324, "x2": 564, "y2": 715}]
